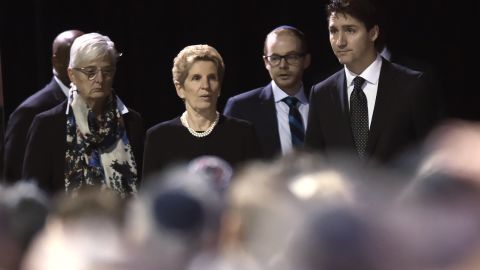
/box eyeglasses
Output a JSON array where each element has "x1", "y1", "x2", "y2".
[
  {"x1": 72, "y1": 66, "x2": 116, "y2": 80},
  {"x1": 264, "y1": 53, "x2": 305, "y2": 66}
]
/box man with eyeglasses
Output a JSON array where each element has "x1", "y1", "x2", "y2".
[
  {"x1": 224, "y1": 25, "x2": 311, "y2": 159},
  {"x1": 3, "y1": 29, "x2": 84, "y2": 182}
]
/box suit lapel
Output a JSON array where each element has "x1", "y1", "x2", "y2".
[
  {"x1": 366, "y1": 59, "x2": 394, "y2": 156},
  {"x1": 259, "y1": 84, "x2": 281, "y2": 153},
  {"x1": 333, "y1": 72, "x2": 356, "y2": 150}
]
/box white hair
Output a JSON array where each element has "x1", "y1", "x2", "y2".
[{"x1": 68, "y1": 32, "x2": 119, "y2": 68}]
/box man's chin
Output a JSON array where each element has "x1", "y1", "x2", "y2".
[
  {"x1": 336, "y1": 55, "x2": 351, "y2": 64},
  {"x1": 276, "y1": 82, "x2": 292, "y2": 89}
]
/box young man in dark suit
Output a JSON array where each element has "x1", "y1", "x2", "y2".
[
  {"x1": 3, "y1": 30, "x2": 84, "y2": 182},
  {"x1": 305, "y1": 0, "x2": 440, "y2": 165},
  {"x1": 224, "y1": 25, "x2": 311, "y2": 159}
]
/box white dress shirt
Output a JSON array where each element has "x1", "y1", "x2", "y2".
[
  {"x1": 272, "y1": 80, "x2": 309, "y2": 155},
  {"x1": 345, "y1": 54, "x2": 383, "y2": 128}
]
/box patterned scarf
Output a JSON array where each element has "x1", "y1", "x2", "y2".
[{"x1": 65, "y1": 90, "x2": 138, "y2": 198}]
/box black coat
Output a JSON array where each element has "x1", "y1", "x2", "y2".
[
  {"x1": 4, "y1": 78, "x2": 66, "y2": 182},
  {"x1": 22, "y1": 100, "x2": 145, "y2": 195}
]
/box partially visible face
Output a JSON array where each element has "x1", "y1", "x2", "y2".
[
  {"x1": 176, "y1": 60, "x2": 220, "y2": 112},
  {"x1": 52, "y1": 44, "x2": 71, "y2": 86},
  {"x1": 68, "y1": 55, "x2": 115, "y2": 105},
  {"x1": 52, "y1": 30, "x2": 84, "y2": 86},
  {"x1": 264, "y1": 33, "x2": 310, "y2": 95},
  {"x1": 328, "y1": 12, "x2": 378, "y2": 72}
]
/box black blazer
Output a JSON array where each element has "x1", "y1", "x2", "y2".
[
  {"x1": 223, "y1": 83, "x2": 282, "y2": 159},
  {"x1": 22, "y1": 100, "x2": 145, "y2": 196},
  {"x1": 3, "y1": 78, "x2": 66, "y2": 182},
  {"x1": 305, "y1": 58, "x2": 439, "y2": 165}
]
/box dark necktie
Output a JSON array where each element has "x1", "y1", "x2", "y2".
[
  {"x1": 282, "y1": 96, "x2": 305, "y2": 147},
  {"x1": 350, "y1": 76, "x2": 368, "y2": 159}
]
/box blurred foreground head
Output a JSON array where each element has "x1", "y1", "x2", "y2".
[
  {"x1": 390, "y1": 121, "x2": 480, "y2": 269},
  {"x1": 0, "y1": 182, "x2": 49, "y2": 270},
  {"x1": 417, "y1": 120, "x2": 480, "y2": 182},
  {"x1": 21, "y1": 189, "x2": 127, "y2": 270},
  {"x1": 188, "y1": 155, "x2": 234, "y2": 196},
  {"x1": 217, "y1": 152, "x2": 380, "y2": 270},
  {"x1": 126, "y1": 164, "x2": 224, "y2": 270}
]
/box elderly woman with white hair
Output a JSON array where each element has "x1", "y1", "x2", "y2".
[{"x1": 22, "y1": 32, "x2": 144, "y2": 198}]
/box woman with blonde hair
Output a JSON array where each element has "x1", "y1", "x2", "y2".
[{"x1": 143, "y1": 44, "x2": 259, "y2": 178}]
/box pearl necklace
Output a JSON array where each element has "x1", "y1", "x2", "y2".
[{"x1": 180, "y1": 111, "x2": 220, "y2": 138}]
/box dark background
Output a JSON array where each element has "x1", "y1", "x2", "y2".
[{"x1": 0, "y1": 0, "x2": 477, "y2": 130}]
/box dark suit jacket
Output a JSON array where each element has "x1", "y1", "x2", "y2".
[
  {"x1": 305, "y1": 58, "x2": 439, "y2": 165},
  {"x1": 22, "y1": 100, "x2": 145, "y2": 196},
  {"x1": 223, "y1": 83, "x2": 282, "y2": 159},
  {"x1": 3, "y1": 78, "x2": 66, "y2": 182}
]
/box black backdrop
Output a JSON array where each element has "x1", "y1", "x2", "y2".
[{"x1": 0, "y1": 0, "x2": 476, "y2": 130}]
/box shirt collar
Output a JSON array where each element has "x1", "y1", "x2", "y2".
[
  {"x1": 271, "y1": 80, "x2": 308, "y2": 104},
  {"x1": 65, "y1": 89, "x2": 129, "y2": 115},
  {"x1": 345, "y1": 54, "x2": 383, "y2": 87},
  {"x1": 53, "y1": 76, "x2": 70, "y2": 97}
]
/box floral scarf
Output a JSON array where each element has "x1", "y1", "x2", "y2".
[{"x1": 65, "y1": 90, "x2": 138, "y2": 198}]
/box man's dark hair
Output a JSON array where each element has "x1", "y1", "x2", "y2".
[{"x1": 326, "y1": 0, "x2": 384, "y2": 50}]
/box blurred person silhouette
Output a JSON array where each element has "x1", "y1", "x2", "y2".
[
  {"x1": 125, "y1": 164, "x2": 224, "y2": 270},
  {"x1": 414, "y1": 120, "x2": 480, "y2": 183},
  {"x1": 224, "y1": 25, "x2": 311, "y2": 159},
  {"x1": 0, "y1": 207, "x2": 21, "y2": 270},
  {"x1": 0, "y1": 181, "x2": 49, "y2": 270},
  {"x1": 284, "y1": 149, "x2": 480, "y2": 270},
  {"x1": 3, "y1": 30, "x2": 84, "y2": 183},
  {"x1": 142, "y1": 44, "x2": 259, "y2": 179},
  {"x1": 213, "y1": 152, "x2": 372, "y2": 270},
  {"x1": 305, "y1": 0, "x2": 440, "y2": 166},
  {"x1": 188, "y1": 155, "x2": 234, "y2": 196},
  {"x1": 283, "y1": 173, "x2": 480, "y2": 270},
  {"x1": 215, "y1": 161, "x2": 302, "y2": 270},
  {"x1": 22, "y1": 33, "x2": 144, "y2": 198},
  {"x1": 21, "y1": 189, "x2": 128, "y2": 270},
  {"x1": 385, "y1": 180, "x2": 480, "y2": 270},
  {"x1": 289, "y1": 206, "x2": 381, "y2": 270},
  {"x1": 385, "y1": 123, "x2": 480, "y2": 270},
  {"x1": 214, "y1": 150, "x2": 408, "y2": 270}
]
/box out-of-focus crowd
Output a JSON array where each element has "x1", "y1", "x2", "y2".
[{"x1": 2, "y1": 120, "x2": 480, "y2": 270}]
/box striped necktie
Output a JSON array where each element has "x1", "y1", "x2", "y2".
[
  {"x1": 282, "y1": 96, "x2": 305, "y2": 147},
  {"x1": 350, "y1": 76, "x2": 368, "y2": 159}
]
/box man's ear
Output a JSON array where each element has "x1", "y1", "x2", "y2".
[
  {"x1": 303, "y1": 53, "x2": 312, "y2": 69},
  {"x1": 369, "y1": 25, "x2": 379, "y2": 42},
  {"x1": 263, "y1": 56, "x2": 271, "y2": 70}
]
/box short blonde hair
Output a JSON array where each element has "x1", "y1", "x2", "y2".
[{"x1": 172, "y1": 44, "x2": 225, "y2": 86}]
